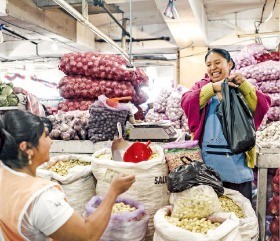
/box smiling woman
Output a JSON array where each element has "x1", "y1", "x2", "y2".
[{"x1": 180, "y1": 48, "x2": 271, "y2": 202}]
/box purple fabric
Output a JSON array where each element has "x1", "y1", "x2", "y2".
[
  {"x1": 85, "y1": 196, "x2": 146, "y2": 222},
  {"x1": 162, "y1": 140, "x2": 199, "y2": 149},
  {"x1": 181, "y1": 78, "x2": 271, "y2": 143}
]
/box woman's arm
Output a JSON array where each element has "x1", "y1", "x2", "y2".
[
  {"x1": 238, "y1": 80, "x2": 257, "y2": 112},
  {"x1": 199, "y1": 83, "x2": 215, "y2": 108},
  {"x1": 49, "y1": 174, "x2": 135, "y2": 241}
]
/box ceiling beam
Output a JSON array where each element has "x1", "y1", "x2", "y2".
[
  {"x1": 187, "y1": 0, "x2": 208, "y2": 44},
  {"x1": 2, "y1": 0, "x2": 96, "y2": 53},
  {"x1": 6, "y1": 0, "x2": 77, "y2": 41}
]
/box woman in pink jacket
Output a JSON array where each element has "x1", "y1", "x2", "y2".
[
  {"x1": 0, "y1": 109, "x2": 135, "y2": 241},
  {"x1": 181, "y1": 48, "x2": 271, "y2": 201}
]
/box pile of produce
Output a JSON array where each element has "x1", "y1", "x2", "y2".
[
  {"x1": 268, "y1": 169, "x2": 279, "y2": 241},
  {"x1": 166, "y1": 216, "x2": 220, "y2": 234},
  {"x1": 219, "y1": 195, "x2": 245, "y2": 218},
  {"x1": 171, "y1": 187, "x2": 221, "y2": 220},
  {"x1": 49, "y1": 159, "x2": 90, "y2": 176},
  {"x1": 48, "y1": 111, "x2": 89, "y2": 140},
  {"x1": 112, "y1": 202, "x2": 137, "y2": 214},
  {"x1": 256, "y1": 121, "x2": 280, "y2": 148},
  {"x1": 145, "y1": 108, "x2": 168, "y2": 122},
  {"x1": 233, "y1": 43, "x2": 280, "y2": 122},
  {"x1": 0, "y1": 81, "x2": 19, "y2": 107},
  {"x1": 165, "y1": 91, "x2": 184, "y2": 129},
  {"x1": 57, "y1": 52, "x2": 149, "y2": 112},
  {"x1": 58, "y1": 76, "x2": 136, "y2": 99},
  {"x1": 59, "y1": 52, "x2": 148, "y2": 86},
  {"x1": 88, "y1": 105, "x2": 129, "y2": 142},
  {"x1": 153, "y1": 88, "x2": 172, "y2": 113},
  {"x1": 145, "y1": 87, "x2": 188, "y2": 130},
  {"x1": 58, "y1": 99, "x2": 93, "y2": 112}
]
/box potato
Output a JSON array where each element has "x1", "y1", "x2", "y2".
[
  {"x1": 112, "y1": 202, "x2": 136, "y2": 214},
  {"x1": 49, "y1": 159, "x2": 90, "y2": 176},
  {"x1": 219, "y1": 195, "x2": 245, "y2": 218}
]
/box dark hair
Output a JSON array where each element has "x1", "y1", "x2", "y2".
[
  {"x1": 0, "y1": 110, "x2": 52, "y2": 169},
  {"x1": 205, "y1": 48, "x2": 235, "y2": 70}
]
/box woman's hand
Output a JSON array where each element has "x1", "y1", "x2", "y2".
[
  {"x1": 228, "y1": 72, "x2": 245, "y2": 86},
  {"x1": 110, "y1": 174, "x2": 135, "y2": 196}
]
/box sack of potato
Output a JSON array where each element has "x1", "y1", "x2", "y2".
[
  {"x1": 84, "y1": 196, "x2": 149, "y2": 241},
  {"x1": 153, "y1": 206, "x2": 241, "y2": 241},
  {"x1": 219, "y1": 188, "x2": 259, "y2": 241},
  {"x1": 92, "y1": 145, "x2": 169, "y2": 241},
  {"x1": 37, "y1": 154, "x2": 96, "y2": 215}
]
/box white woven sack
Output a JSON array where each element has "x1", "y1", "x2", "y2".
[
  {"x1": 223, "y1": 188, "x2": 259, "y2": 241},
  {"x1": 37, "y1": 154, "x2": 96, "y2": 215},
  {"x1": 92, "y1": 145, "x2": 169, "y2": 241},
  {"x1": 153, "y1": 206, "x2": 242, "y2": 241}
]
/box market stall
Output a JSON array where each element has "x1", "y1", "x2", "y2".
[{"x1": 0, "y1": 0, "x2": 279, "y2": 239}]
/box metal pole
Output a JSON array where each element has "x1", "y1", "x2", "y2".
[
  {"x1": 52, "y1": 0, "x2": 129, "y2": 60},
  {"x1": 129, "y1": 0, "x2": 133, "y2": 65},
  {"x1": 82, "y1": 0, "x2": 88, "y2": 20},
  {"x1": 121, "y1": 17, "x2": 128, "y2": 50}
]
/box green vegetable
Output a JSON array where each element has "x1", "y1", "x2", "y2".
[
  {"x1": 1, "y1": 85, "x2": 13, "y2": 96},
  {"x1": 0, "y1": 96, "x2": 8, "y2": 107},
  {"x1": 7, "y1": 94, "x2": 19, "y2": 106}
]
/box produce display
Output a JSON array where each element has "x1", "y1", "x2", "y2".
[
  {"x1": 171, "y1": 186, "x2": 222, "y2": 220},
  {"x1": 166, "y1": 216, "x2": 220, "y2": 234},
  {"x1": 232, "y1": 43, "x2": 280, "y2": 123},
  {"x1": 256, "y1": 121, "x2": 280, "y2": 148},
  {"x1": 48, "y1": 111, "x2": 89, "y2": 140},
  {"x1": 112, "y1": 202, "x2": 136, "y2": 214},
  {"x1": 145, "y1": 88, "x2": 187, "y2": 131},
  {"x1": 59, "y1": 52, "x2": 149, "y2": 86},
  {"x1": 267, "y1": 93, "x2": 280, "y2": 107},
  {"x1": 153, "y1": 88, "x2": 172, "y2": 113},
  {"x1": 219, "y1": 195, "x2": 245, "y2": 219},
  {"x1": 165, "y1": 91, "x2": 184, "y2": 129},
  {"x1": 145, "y1": 109, "x2": 168, "y2": 122},
  {"x1": 268, "y1": 169, "x2": 280, "y2": 240},
  {"x1": 88, "y1": 106, "x2": 129, "y2": 142},
  {"x1": 164, "y1": 148, "x2": 202, "y2": 172},
  {"x1": 0, "y1": 81, "x2": 19, "y2": 107},
  {"x1": 132, "y1": 86, "x2": 148, "y2": 105},
  {"x1": 58, "y1": 99, "x2": 93, "y2": 112},
  {"x1": 49, "y1": 159, "x2": 90, "y2": 176},
  {"x1": 180, "y1": 114, "x2": 189, "y2": 132},
  {"x1": 58, "y1": 76, "x2": 135, "y2": 99}
]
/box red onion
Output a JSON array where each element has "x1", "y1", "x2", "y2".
[
  {"x1": 268, "y1": 198, "x2": 279, "y2": 215},
  {"x1": 269, "y1": 216, "x2": 279, "y2": 235}
]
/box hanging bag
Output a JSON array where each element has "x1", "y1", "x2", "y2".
[{"x1": 215, "y1": 79, "x2": 256, "y2": 154}]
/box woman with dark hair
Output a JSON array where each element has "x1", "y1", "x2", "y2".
[
  {"x1": 181, "y1": 48, "x2": 271, "y2": 201},
  {"x1": 0, "y1": 110, "x2": 135, "y2": 241}
]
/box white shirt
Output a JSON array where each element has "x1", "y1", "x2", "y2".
[{"x1": 21, "y1": 187, "x2": 74, "y2": 241}]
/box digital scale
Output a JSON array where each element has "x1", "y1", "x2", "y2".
[{"x1": 128, "y1": 122, "x2": 178, "y2": 141}]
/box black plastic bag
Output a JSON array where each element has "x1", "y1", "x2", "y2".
[
  {"x1": 216, "y1": 79, "x2": 256, "y2": 154},
  {"x1": 167, "y1": 158, "x2": 224, "y2": 196}
]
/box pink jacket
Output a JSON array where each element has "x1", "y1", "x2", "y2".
[{"x1": 181, "y1": 78, "x2": 271, "y2": 142}]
